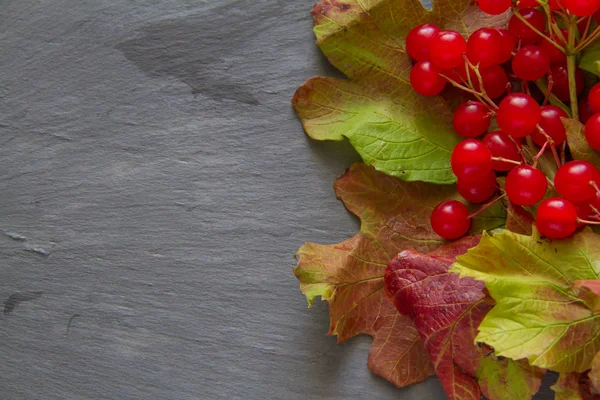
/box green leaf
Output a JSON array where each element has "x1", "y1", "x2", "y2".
[
  {"x1": 477, "y1": 358, "x2": 544, "y2": 400},
  {"x1": 451, "y1": 229, "x2": 600, "y2": 372},
  {"x1": 580, "y1": 39, "x2": 600, "y2": 77},
  {"x1": 564, "y1": 118, "x2": 600, "y2": 167},
  {"x1": 293, "y1": 0, "x2": 509, "y2": 184}
]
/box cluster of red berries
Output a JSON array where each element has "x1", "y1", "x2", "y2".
[{"x1": 405, "y1": 1, "x2": 600, "y2": 240}]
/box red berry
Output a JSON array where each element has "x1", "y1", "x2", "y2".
[
  {"x1": 550, "y1": 0, "x2": 565, "y2": 10},
  {"x1": 496, "y1": 28, "x2": 516, "y2": 64},
  {"x1": 554, "y1": 160, "x2": 600, "y2": 203},
  {"x1": 467, "y1": 28, "x2": 506, "y2": 67},
  {"x1": 512, "y1": 45, "x2": 551, "y2": 81},
  {"x1": 453, "y1": 101, "x2": 491, "y2": 138},
  {"x1": 540, "y1": 38, "x2": 566, "y2": 66},
  {"x1": 410, "y1": 61, "x2": 446, "y2": 96},
  {"x1": 457, "y1": 171, "x2": 498, "y2": 203},
  {"x1": 585, "y1": 113, "x2": 600, "y2": 150},
  {"x1": 496, "y1": 93, "x2": 541, "y2": 138},
  {"x1": 451, "y1": 140, "x2": 493, "y2": 181},
  {"x1": 576, "y1": 190, "x2": 600, "y2": 222},
  {"x1": 509, "y1": 8, "x2": 546, "y2": 44},
  {"x1": 550, "y1": 65, "x2": 584, "y2": 102},
  {"x1": 589, "y1": 83, "x2": 600, "y2": 113},
  {"x1": 506, "y1": 165, "x2": 548, "y2": 206},
  {"x1": 480, "y1": 66, "x2": 510, "y2": 99},
  {"x1": 595, "y1": 9, "x2": 600, "y2": 24},
  {"x1": 580, "y1": 96, "x2": 596, "y2": 124},
  {"x1": 563, "y1": 0, "x2": 600, "y2": 16},
  {"x1": 406, "y1": 24, "x2": 440, "y2": 61},
  {"x1": 483, "y1": 131, "x2": 521, "y2": 171},
  {"x1": 518, "y1": 0, "x2": 540, "y2": 7},
  {"x1": 476, "y1": 0, "x2": 512, "y2": 14},
  {"x1": 531, "y1": 105, "x2": 569, "y2": 146},
  {"x1": 431, "y1": 200, "x2": 471, "y2": 239},
  {"x1": 430, "y1": 30, "x2": 467, "y2": 69},
  {"x1": 536, "y1": 198, "x2": 578, "y2": 239}
]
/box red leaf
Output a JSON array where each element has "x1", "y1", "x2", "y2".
[
  {"x1": 385, "y1": 237, "x2": 488, "y2": 399},
  {"x1": 385, "y1": 238, "x2": 544, "y2": 399}
]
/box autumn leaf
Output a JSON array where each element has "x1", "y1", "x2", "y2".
[
  {"x1": 292, "y1": 0, "x2": 509, "y2": 184},
  {"x1": 294, "y1": 163, "x2": 505, "y2": 387},
  {"x1": 572, "y1": 280, "x2": 600, "y2": 312},
  {"x1": 553, "y1": 373, "x2": 586, "y2": 400},
  {"x1": 477, "y1": 358, "x2": 544, "y2": 400},
  {"x1": 384, "y1": 237, "x2": 543, "y2": 399},
  {"x1": 505, "y1": 201, "x2": 534, "y2": 236},
  {"x1": 552, "y1": 372, "x2": 600, "y2": 400},
  {"x1": 564, "y1": 118, "x2": 600, "y2": 167},
  {"x1": 452, "y1": 229, "x2": 600, "y2": 373}
]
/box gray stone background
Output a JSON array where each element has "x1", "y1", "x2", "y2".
[{"x1": 0, "y1": 1, "x2": 555, "y2": 399}]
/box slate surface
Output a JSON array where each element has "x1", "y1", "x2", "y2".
[{"x1": 0, "y1": 1, "x2": 555, "y2": 399}]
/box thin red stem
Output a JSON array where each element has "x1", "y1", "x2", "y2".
[{"x1": 468, "y1": 193, "x2": 507, "y2": 219}]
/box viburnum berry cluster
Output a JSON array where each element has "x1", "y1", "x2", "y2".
[{"x1": 406, "y1": 0, "x2": 600, "y2": 240}]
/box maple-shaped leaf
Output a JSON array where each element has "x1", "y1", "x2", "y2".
[
  {"x1": 294, "y1": 163, "x2": 505, "y2": 387},
  {"x1": 452, "y1": 229, "x2": 600, "y2": 373},
  {"x1": 292, "y1": 0, "x2": 509, "y2": 184},
  {"x1": 384, "y1": 237, "x2": 543, "y2": 399}
]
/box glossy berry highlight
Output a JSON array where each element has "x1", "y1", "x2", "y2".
[
  {"x1": 512, "y1": 45, "x2": 550, "y2": 81},
  {"x1": 457, "y1": 171, "x2": 498, "y2": 203},
  {"x1": 410, "y1": 61, "x2": 446, "y2": 96},
  {"x1": 536, "y1": 198, "x2": 579, "y2": 239},
  {"x1": 451, "y1": 140, "x2": 493, "y2": 181},
  {"x1": 554, "y1": 161, "x2": 600, "y2": 203},
  {"x1": 531, "y1": 106, "x2": 569, "y2": 147},
  {"x1": 406, "y1": 24, "x2": 440, "y2": 61},
  {"x1": 430, "y1": 30, "x2": 467, "y2": 69},
  {"x1": 452, "y1": 101, "x2": 491, "y2": 138},
  {"x1": 496, "y1": 93, "x2": 541, "y2": 138},
  {"x1": 483, "y1": 131, "x2": 521, "y2": 171},
  {"x1": 506, "y1": 165, "x2": 548, "y2": 206},
  {"x1": 431, "y1": 200, "x2": 471, "y2": 239}
]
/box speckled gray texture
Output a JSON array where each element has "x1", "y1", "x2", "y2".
[{"x1": 0, "y1": 1, "x2": 555, "y2": 399}]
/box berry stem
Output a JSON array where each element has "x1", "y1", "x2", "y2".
[
  {"x1": 508, "y1": 135, "x2": 528, "y2": 163},
  {"x1": 535, "y1": 124, "x2": 562, "y2": 167},
  {"x1": 463, "y1": 55, "x2": 498, "y2": 110},
  {"x1": 534, "y1": 79, "x2": 571, "y2": 116},
  {"x1": 577, "y1": 218, "x2": 600, "y2": 225},
  {"x1": 574, "y1": 25, "x2": 600, "y2": 52},
  {"x1": 591, "y1": 205, "x2": 600, "y2": 219},
  {"x1": 541, "y1": 2, "x2": 568, "y2": 45},
  {"x1": 492, "y1": 156, "x2": 521, "y2": 166},
  {"x1": 512, "y1": 7, "x2": 566, "y2": 53},
  {"x1": 567, "y1": 15, "x2": 580, "y2": 121},
  {"x1": 468, "y1": 193, "x2": 507, "y2": 219},
  {"x1": 532, "y1": 141, "x2": 549, "y2": 167},
  {"x1": 440, "y1": 74, "x2": 497, "y2": 109}
]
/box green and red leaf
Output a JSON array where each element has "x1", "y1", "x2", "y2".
[
  {"x1": 384, "y1": 238, "x2": 544, "y2": 399},
  {"x1": 452, "y1": 229, "x2": 600, "y2": 373},
  {"x1": 294, "y1": 163, "x2": 504, "y2": 387}
]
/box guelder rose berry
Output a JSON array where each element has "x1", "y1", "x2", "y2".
[
  {"x1": 431, "y1": 200, "x2": 471, "y2": 239},
  {"x1": 496, "y1": 93, "x2": 541, "y2": 138}
]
